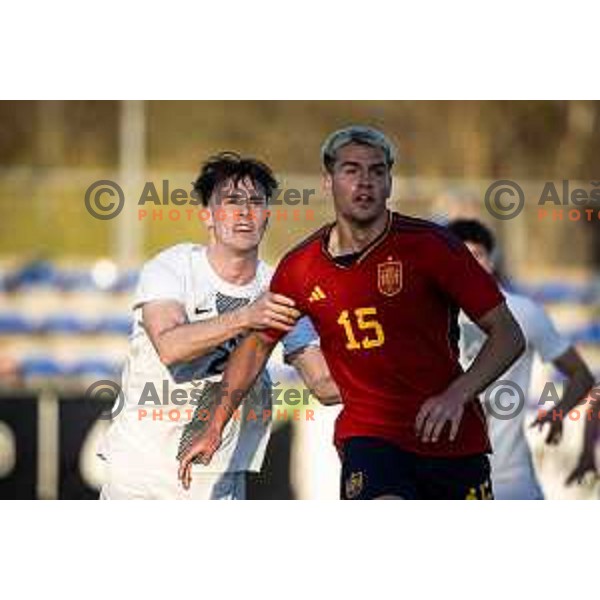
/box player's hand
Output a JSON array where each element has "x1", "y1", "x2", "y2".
[
  {"x1": 415, "y1": 388, "x2": 468, "y2": 443},
  {"x1": 178, "y1": 425, "x2": 223, "y2": 490},
  {"x1": 530, "y1": 411, "x2": 563, "y2": 445},
  {"x1": 242, "y1": 292, "x2": 301, "y2": 333},
  {"x1": 565, "y1": 450, "x2": 598, "y2": 486}
]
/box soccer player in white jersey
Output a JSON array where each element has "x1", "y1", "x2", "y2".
[
  {"x1": 99, "y1": 152, "x2": 340, "y2": 500},
  {"x1": 448, "y1": 219, "x2": 595, "y2": 499}
]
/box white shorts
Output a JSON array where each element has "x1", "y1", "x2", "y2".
[{"x1": 100, "y1": 467, "x2": 246, "y2": 500}]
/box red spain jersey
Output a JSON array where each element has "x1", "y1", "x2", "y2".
[{"x1": 265, "y1": 211, "x2": 505, "y2": 457}]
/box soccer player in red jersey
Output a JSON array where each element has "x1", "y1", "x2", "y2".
[{"x1": 178, "y1": 126, "x2": 526, "y2": 499}]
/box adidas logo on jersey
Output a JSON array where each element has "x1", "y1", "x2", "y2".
[{"x1": 308, "y1": 285, "x2": 327, "y2": 303}]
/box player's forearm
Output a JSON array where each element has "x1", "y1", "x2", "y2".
[
  {"x1": 155, "y1": 308, "x2": 251, "y2": 365},
  {"x1": 310, "y1": 377, "x2": 343, "y2": 405},
  {"x1": 288, "y1": 346, "x2": 342, "y2": 406},
  {"x1": 554, "y1": 369, "x2": 595, "y2": 415},
  {"x1": 582, "y1": 388, "x2": 600, "y2": 454},
  {"x1": 300, "y1": 372, "x2": 342, "y2": 405},
  {"x1": 210, "y1": 332, "x2": 274, "y2": 433},
  {"x1": 452, "y1": 315, "x2": 525, "y2": 399}
]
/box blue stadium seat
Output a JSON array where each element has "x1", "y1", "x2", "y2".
[
  {"x1": 0, "y1": 313, "x2": 37, "y2": 334},
  {"x1": 112, "y1": 270, "x2": 139, "y2": 293},
  {"x1": 68, "y1": 358, "x2": 121, "y2": 378},
  {"x1": 56, "y1": 269, "x2": 97, "y2": 292},
  {"x1": 533, "y1": 282, "x2": 585, "y2": 304},
  {"x1": 95, "y1": 315, "x2": 131, "y2": 335},
  {"x1": 21, "y1": 356, "x2": 67, "y2": 377},
  {"x1": 5, "y1": 260, "x2": 60, "y2": 291},
  {"x1": 568, "y1": 323, "x2": 600, "y2": 344},
  {"x1": 39, "y1": 314, "x2": 93, "y2": 334},
  {"x1": 510, "y1": 280, "x2": 596, "y2": 304}
]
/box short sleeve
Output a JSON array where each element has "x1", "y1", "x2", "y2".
[
  {"x1": 281, "y1": 316, "x2": 319, "y2": 359},
  {"x1": 268, "y1": 256, "x2": 301, "y2": 301},
  {"x1": 133, "y1": 247, "x2": 186, "y2": 309},
  {"x1": 525, "y1": 300, "x2": 571, "y2": 363},
  {"x1": 426, "y1": 232, "x2": 505, "y2": 321},
  {"x1": 261, "y1": 256, "x2": 304, "y2": 344}
]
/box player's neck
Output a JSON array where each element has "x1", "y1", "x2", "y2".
[
  {"x1": 206, "y1": 243, "x2": 258, "y2": 286},
  {"x1": 330, "y1": 210, "x2": 389, "y2": 256}
]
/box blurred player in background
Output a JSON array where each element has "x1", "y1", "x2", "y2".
[
  {"x1": 448, "y1": 218, "x2": 595, "y2": 499},
  {"x1": 99, "y1": 152, "x2": 340, "y2": 499},
  {"x1": 179, "y1": 126, "x2": 526, "y2": 500}
]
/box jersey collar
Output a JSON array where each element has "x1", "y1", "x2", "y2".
[{"x1": 321, "y1": 210, "x2": 393, "y2": 269}]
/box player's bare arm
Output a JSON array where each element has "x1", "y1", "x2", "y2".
[
  {"x1": 178, "y1": 331, "x2": 277, "y2": 488},
  {"x1": 285, "y1": 345, "x2": 342, "y2": 406},
  {"x1": 142, "y1": 292, "x2": 300, "y2": 366},
  {"x1": 416, "y1": 301, "x2": 525, "y2": 443},
  {"x1": 531, "y1": 348, "x2": 595, "y2": 444},
  {"x1": 566, "y1": 385, "x2": 600, "y2": 485}
]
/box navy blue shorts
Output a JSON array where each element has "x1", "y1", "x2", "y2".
[{"x1": 340, "y1": 437, "x2": 493, "y2": 500}]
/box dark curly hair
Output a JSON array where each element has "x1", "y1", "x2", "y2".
[
  {"x1": 447, "y1": 218, "x2": 496, "y2": 254},
  {"x1": 191, "y1": 152, "x2": 278, "y2": 207}
]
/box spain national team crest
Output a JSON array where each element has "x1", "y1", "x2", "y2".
[
  {"x1": 377, "y1": 260, "x2": 402, "y2": 297},
  {"x1": 345, "y1": 471, "x2": 364, "y2": 499}
]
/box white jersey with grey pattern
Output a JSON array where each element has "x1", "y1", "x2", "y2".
[{"x1": 99, "y1": 243, "x2": 318, "y2": 474}]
